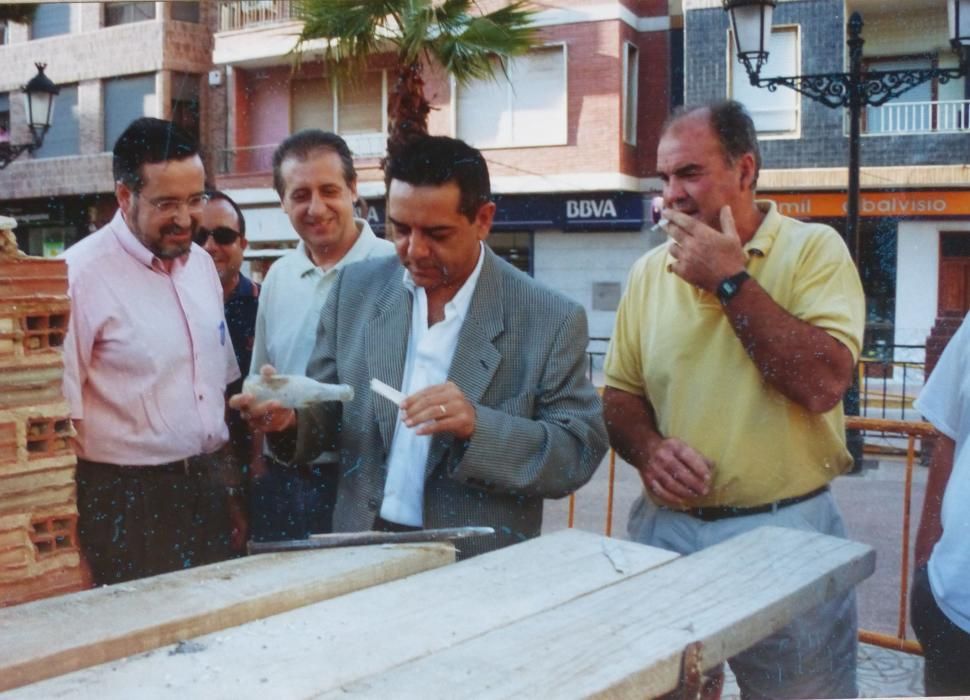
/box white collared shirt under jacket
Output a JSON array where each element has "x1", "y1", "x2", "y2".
[{"x1": 379, "y1": 243, "x2": 486, "y2": 527}]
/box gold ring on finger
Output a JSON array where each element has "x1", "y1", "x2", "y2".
[{"x1": 439, "y1": 404, "x2": 447, "y2": 416}]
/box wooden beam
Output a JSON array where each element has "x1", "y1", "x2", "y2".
[
  {"x1": 13, "y1": 529, "x2": 677, "y2": 697},
  {"x1": 0, "y1": 542, "x2": 455, "y2": 692},
  {"x1": 324, "y1": 527, "x2": 875, "y2": 699}
]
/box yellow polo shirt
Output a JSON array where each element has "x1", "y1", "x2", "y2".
[{"x1": 604, "y1": 201, "x2": 865, "y2": 508}]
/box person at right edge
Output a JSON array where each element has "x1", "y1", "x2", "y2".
[
  {"x1": 911, "y1": 311, "x2": 970, "y2": 696},
  {"x1": 603, "y1": 100, "x2": 866, "y2": 699}
]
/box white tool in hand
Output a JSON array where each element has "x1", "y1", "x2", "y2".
[{"x1": 370, "y1": 378, "x2": 406, "y2": 406}]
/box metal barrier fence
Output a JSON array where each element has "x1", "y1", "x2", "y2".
[
  {"x1": 847, "y1": 416, "x2": 932, "y2": 655},
  {"x1": 857, "y1": 344, "x2": 925, "y2": 423}
]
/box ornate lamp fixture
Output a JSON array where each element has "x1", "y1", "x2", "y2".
[
  {"x1": 0, "y1": 63, "x2": 60, "y2": 170},
  {"x1": 722, "y1": 0, "x2": 970, "y2": 259}
]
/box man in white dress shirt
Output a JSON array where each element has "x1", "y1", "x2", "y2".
[{"x1": 248, "y1": 130, "x2": 393, "y2": 541}]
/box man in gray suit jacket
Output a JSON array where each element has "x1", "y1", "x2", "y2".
[{"x1": 234, "y1": 135, "x2": 607, "y2": 556}]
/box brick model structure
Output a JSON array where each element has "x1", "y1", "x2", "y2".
[{"x1": 0, "y1": 215, "x2": 87, "y2": 605}]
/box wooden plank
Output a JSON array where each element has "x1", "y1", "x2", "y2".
[
  {"x1": 320, "y1": 526, "x2": 875, "y2": 699},
  {"x1": 11, "y1": 529, "x2": 678, "y2": 698},
  {"x1": 0, "y1": 542, "x2": 455, "y2": 692}
]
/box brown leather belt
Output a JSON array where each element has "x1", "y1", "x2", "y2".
[{"x1": 683, "y1": 484, "x2": 830, "y2": 522}]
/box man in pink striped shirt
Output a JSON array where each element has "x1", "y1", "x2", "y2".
[{"x1": 61, "y1": 118, "x2": 240, "y2": 585}]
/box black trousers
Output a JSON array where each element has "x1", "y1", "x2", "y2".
[
  {"x1": 911, "y1": 564, "x2": 970, "y2": 696},
  {"x1": 248, "y1": 457, "x2": 339, "y2": 542},
  {"x1": 77, "y1": 457, "x2": 232, "y2": 586}
]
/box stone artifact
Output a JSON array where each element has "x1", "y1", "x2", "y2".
[
  {"x1": 242, "y1": 372, "x2": 354, "y2": 408},
  {"x1": 0, "y1": 215, "x2": 87, "y2": 606}
]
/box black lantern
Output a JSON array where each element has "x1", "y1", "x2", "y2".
[
  {"x1": 0, "y1": 63, "x2": 60, "y2": 169},
  {"x1": 723, "y1": 0, "x2": 777, "y2": 79},
  {"x1": 949, "y1": 0, "x2": 970, "y2": 55}
]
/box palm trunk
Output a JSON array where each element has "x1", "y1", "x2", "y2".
[{"x1": 385, "y1": 60, "x2": 431, "y2": 167}]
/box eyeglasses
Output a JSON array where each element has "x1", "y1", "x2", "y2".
[
  {"x1": 138, "y1": 192, "x2": 209, "y2": 216},
  {"x1": 193, "y1": 226, "x2": 241, "y2": 247}
]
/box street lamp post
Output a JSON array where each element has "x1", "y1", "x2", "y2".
[
  {"x1": 0, "y1": 63, "x2": 59, "y2": 170},
  {"x1": 724, "y1": 0, "x2": 970, "y2": 261},
  {"x1": 724, "y1": 0, "x2": 970, "y2": 469}
]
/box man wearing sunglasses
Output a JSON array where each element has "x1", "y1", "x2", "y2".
[
  {"x1": 198, "y1": 190, "x2": 260, "y2": 553},
  {"x1": 61, "y1": 118, "x2": 241, "y2": 585}
]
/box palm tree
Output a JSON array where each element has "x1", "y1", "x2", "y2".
[{"x1": 293, "y1": 0, "x2": 539, "y2": 162}]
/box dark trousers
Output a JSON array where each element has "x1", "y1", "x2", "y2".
[
  {"x1": 911, "y1": 564, "x2": 970, "y2": 696},
  {"x1": 76, "y1": 458, "x2": 232, "y2": 586},
  {"x1": 248, "y1": 457, "x2": 339, "y2": 541}
]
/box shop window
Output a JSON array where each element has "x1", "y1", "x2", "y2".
[
  {"x1": 104, "y1": 2, "x2": 155, "y2": 27},
  {"x1": 622, "y1": 42, "x2": 639, "y2": 145},
  {"x1": 31, "y1": 3, "x2": 70, "y2": 39},
  {"x1": 457, "y1": 45, "x2": 567, "y2": 149},
  {"x1": 730, "y1": 25, "x2": 799, "y2": 136},
  {"x1": 104, "y1": 73, "x2": 156, "y2": 149},
  {"x1": 30, "y1": 515, "x2": 77, "y2": 558},
  {"x1": 33, "y1": 84, "x2": 79, "y2": 159},
  {"x1": 487, "y1": 232, "x2": 533, "y2": 275},
  {"x1": 25, "y1": 417, "x2": 72, "y2": 459}
]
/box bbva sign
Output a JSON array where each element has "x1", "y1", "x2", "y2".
[{"x1": 566, "y1": 199, "x2": 619, "y2": 219}]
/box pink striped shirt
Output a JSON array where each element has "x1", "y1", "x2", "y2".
[{"x1": 61, "y1": 211, "x2": 240, "y2": 465}]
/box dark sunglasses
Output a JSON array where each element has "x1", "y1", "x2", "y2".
[{"x1": 193, "y1": 226, "x2": 241, "y2": 246}]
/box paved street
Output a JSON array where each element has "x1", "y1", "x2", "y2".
[{"x1": 543, "y1": 451, "x2": 928, "y2": 698}]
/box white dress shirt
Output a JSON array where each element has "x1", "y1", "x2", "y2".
[{"x1": 380, "y1": 243, "x2": 486, "y2": 526}]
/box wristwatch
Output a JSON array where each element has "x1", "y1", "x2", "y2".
[{"x1": 715, "y1": 270, "x2": 750, "y2": 304}]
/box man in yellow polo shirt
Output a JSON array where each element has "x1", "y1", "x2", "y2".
[{"x1": 604, "y1": 101, "x2": 865, "y2": 699}]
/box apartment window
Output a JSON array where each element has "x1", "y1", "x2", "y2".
[
  {"x1": 865, "y1": 57, "x2": 934, "y2": 134},
  {"x1": 170, "y1": 2, "x2": 201, "y2": 23},
  {"x1": 104, "y1": 74, "x2": 156, "y2": 149},
  {"x1": 33, "y1": 84, "x2": 79, "y2": 159},
  {"x1": 0, "y1": 93, "x2": 9, "y2": 143},
  {"x1": 104, "y1": 2, "x2": 156, "y2": 27},
  {"x1": 730, "y1": 26, "x2": 799, "y2": 135},
  {"x1": 171, "y1": 73, "x2": 201, "y2": 141},
  {"x1": 31, "y1": 3, "x2": 71, "y2": 39},
  {"x1": 291, "y1": 72, "x2": 386, "y2": 156},
  {"x1": 623, "y1": 42, "x2": 639, "y2": 145},
  {"x1": 457, "y1": 45, "x2": 567, "y2": 148}
]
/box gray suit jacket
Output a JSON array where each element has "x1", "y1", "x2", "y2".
[{"x1": 288, "y1": 248, "x2": 608, "y2": 556}]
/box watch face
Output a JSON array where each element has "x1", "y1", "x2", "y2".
[{"x1": 723, "y1": 281, "x2": 738, "y2": 296}]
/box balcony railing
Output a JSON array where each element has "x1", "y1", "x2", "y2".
[
  {"x1": 865, "y1": 99, "x2": 970, "y2": 135},
  {"x1": 217, "y1": 0, "x2": 298, "y2": 32},
  {"x1": 217, "y1": 133, "x2": 388, "y2": 175}
]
